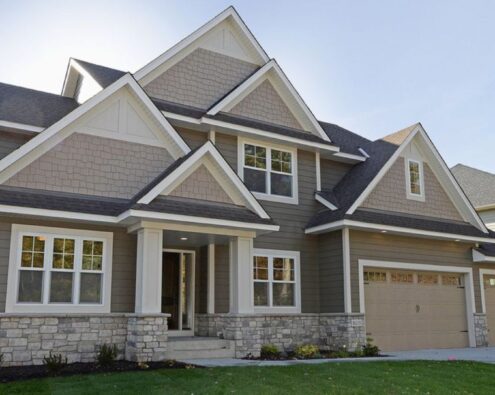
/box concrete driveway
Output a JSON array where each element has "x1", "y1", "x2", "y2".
[{"x1": 182, "y1": 347, "x2": 495, "y2": 367}]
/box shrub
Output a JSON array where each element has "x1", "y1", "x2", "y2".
[
  {"x1": 260, "y1": 344, "x2": 280, "y2": 359},
  {"x1": 362, "y1": 337, "x2": 380, "y2": 357},
  {"x1": 97, "y1": 344, "x2": 118, "y2": 367},
  {"x1": 333, "y1": 348, "x2": 350, "y2": 358},
  {"x1": 294, "y1": 344, "x2": 320, "y2": 359},
  {"x1": 0, "y1": 353, "x2": 3, "y2": 366},
  {"x1": 43, "y1": 352, "x2": 67, "y2": 374}
]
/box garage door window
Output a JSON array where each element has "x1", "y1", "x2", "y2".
[
  {"x1": 391, "y1": 272, "x2": 413, "y2": 283},
  {"x1": 364, "y1": 271, "x2": 386, "y2": 282},
  {"x1": 418, "y1": 274, "x2": 439, "y2": 285},
  {"x1": 483, "y1": 278, "x2": 495, "y2": 287},
  {"x1": 442, "y1": 275, "x2": 462, "y2": 286}
]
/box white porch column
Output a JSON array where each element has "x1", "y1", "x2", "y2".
[
  {"x1": 229, "y1": 236, "x2": 254, "y2": 313},
  {"x1": 135, "y1": 228, "x2": 163, "y2": 314},
  {"x1": 207, "y1": 243, "x2": 215, "y2": 314}
]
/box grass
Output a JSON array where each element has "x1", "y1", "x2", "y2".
[{"x1": 1, "y1": 361, "x2": 494, "y2": 394}]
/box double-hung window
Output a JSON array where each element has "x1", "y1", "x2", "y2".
[
  {"x1": 240, "y1": 140, "x2": 298, "y2": 204},
  {"x1": 405, "y1": 158, "x2": 425, "y2": 201},
  {"x1": 252, "y1": 249, "x2": 300, "y2": 313},
  {"x1": 6, "y1": 225, "x2": 113, "y2": 313}
]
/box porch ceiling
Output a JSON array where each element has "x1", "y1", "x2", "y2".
[{"x1": 163, "y1": 229, "x2": 230, "y2": 248}]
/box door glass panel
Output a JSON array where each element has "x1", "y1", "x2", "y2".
[{"x1": 181, "y1": 253, "x2": 193, "y2": 330}]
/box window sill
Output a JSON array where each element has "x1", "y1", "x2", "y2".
[
  {"x1": 406, "y1": 192, "x2": 425, "y2": 202},
  {"x1": 254, "y1": 307, "x2": 301, "y2": 314},
  {"x1": 252, "y1": 192, "x2": 298, "y2": 205},
  {"x1": 6, "y1": 303, "x2": 110, "y2": 314}
]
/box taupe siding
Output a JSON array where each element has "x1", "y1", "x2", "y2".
[
  {"x1": 230, "y1": 80, "x2": 302, "y2": 130},
  {"x1": 349, "y1": 230, "x2": 479, "y2": 313},
  {"x1": 169, "y1": 165, "x2": 234, "y2": 204},
  {"x1": 144, "y1": 48, "x2": 258, "y2": 110},
  {"x1": 5, "y1": 133, "x2": 174, "y2": 199},
  {"x1": 362, "y1": 159, "x2": 463, "y2": 221},
  {"x1": 318, "y1": 230, "x2": 344, "y2": 313},
  {"x1": 213, "y1": 132, "x2": 320, "y2": 312},
  {"x1": 0, "y1": 218, "x2": 137, "y2": 313},
  {"x1": 320, "y1": 159, "x2": 352, "y2": 191},
  {"x1": 177, "y1": 128, "x2": 208, "y2": 150},
  {"x1": 0, "y1": 132, "x2": 31, "y2": 160},
  {"x1": 215, "y1": 244, "x2": 230, "y2": 313}
]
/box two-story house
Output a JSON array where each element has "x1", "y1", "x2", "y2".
[{"x1": 0, "y1": 7, "x2": 494, "y2": 366}]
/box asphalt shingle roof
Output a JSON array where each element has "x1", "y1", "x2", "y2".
[
  {"x1": 74, "y1": 59, "x2": 126, "y2": 88},
  {"x1": 451, "y1": 164, "x2": 495, "y2": 209},
  {"x1": 0, "y1": 82, "x2": 78, "y2": 128}
]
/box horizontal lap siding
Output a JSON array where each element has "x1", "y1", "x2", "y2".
[
  {"x1": 318, "y1": 230, "x2": 344, "y2": 313},
  {"x1": 0, "y1": 217, "x2": 137, "y2": 313},
  {"x1": 215, "y1": 244, "x2": 230, "y2": 313},
  {"x1": 177, "y1": 127, "x2": 208, "y2": 150},
  {"x1": 349, "y1": 230, "x2": 479, "y2": 313},
  {"x1": 320, "y1": 159, "x2": 352, "y2": 191}
]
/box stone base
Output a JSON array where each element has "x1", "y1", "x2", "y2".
[
  {"x1": 0, "y1": 313, "x2": 169, "y2": 367},
  {"x1": 195, "y1": 313, "x2": 366, "y2": 358},
  {"x1": 474, "y1": 313, "x2": 489, "y2": 347}
]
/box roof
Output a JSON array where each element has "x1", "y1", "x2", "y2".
[
  {"x1": 74, "y1": 59, "x2": 126, "y2": 88},
  {"x1": 307, "y1": 207, "x2": 493, "y2": 238},
  {"x1": 451, "y1": 164, "x2": 495, "y2": 209},
  {"x1": 319, "y1": 121, "x2": 372, "y2": 156},
  {"x1": 0, "y1": 82, "x2": 78, "y2": 128},
  {"x1": 475, "y1": 243, "x2": 495, "y2": 257}
]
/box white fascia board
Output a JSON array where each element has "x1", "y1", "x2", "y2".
[
  {"x1": 346, "y1": 126, "x2": 420, "y2": 215},
  {"x1": 304, "y1": 218, "x2": 495, "y2": 244},
  {"x1": 0, "y1": 121, "x2": 43, "y2": 133},
  {"x1": 472, "y1": 249, "x2": 495, "y2": 263},
  {"x1": 416, "y1": 128, "x2": 488, "y2": 233},
  {"x1": 206, "y1": 60, "x2": 330, "y2": 142},
  {"x1": 315, "y1": 193, "x2": 338, "y2": 211},
  {"x1": 134, "y1": 6, "x2": 269, "y2": 82},
  {"x1": 137, "y1": 141, "x2": 271, "y2": 219},
  {"x1": 201, "y1": 117, "x2": 339, "y2": 153},
  {"x1": 0, "y1": 74, "x2": 190, "y2": 184},
  {"x1": 120, "y1": 209, "x2": 279, "y2": 232},
  {"x1": 333, "y1": 151, "x2": 367, "y2": 162}
]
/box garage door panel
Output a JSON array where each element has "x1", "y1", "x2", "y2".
[{"x1": 364, "y1": 268, "x2": 469, "y2": 351}]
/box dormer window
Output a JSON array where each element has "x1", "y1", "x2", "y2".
[{"x1": 406, "y1": 158, "x2": 425, "y2": 201}]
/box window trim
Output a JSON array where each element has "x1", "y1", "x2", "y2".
[
  {"x1": 238, "y1": 137, "x2": 299, "y2": 205},
  {"x1": 405, "y1": 158, "x2": 425, "y2": 201},
  {"x1": 252, "y1": 248, "x2": 301, "y2": 313},
  {"x1": 6, "y1": 224, "x2": 113, "y2": 314}
]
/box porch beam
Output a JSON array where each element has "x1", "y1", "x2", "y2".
[
  {"x1": 229, "y1": 236, "x2": 254, "y2": 313},
  {"x1": 207, "y1": 243, "x2": 215, "y2": 314},
  {"x1": 135, "y1": 227, "x2": 163, "y2": 314}
]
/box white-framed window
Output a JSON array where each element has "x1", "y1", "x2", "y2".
[
  {"x1": 6, "y1": 224, "x2": 113, "y2": 313},
  {"x1": 252, "y1": 248, "x2": 300, "y2": 313},
  {"x1": 405, "y1": 158, "x2": 425, "y2": 201},
  {"x1": 238, "y1": 138, "x2": 298, "y2": 204}
]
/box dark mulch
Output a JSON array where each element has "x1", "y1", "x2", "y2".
[
  {"x1": 0, "y1": 359, "x2": 198, "y2": 383},
  {"x1": 244, "y1": 350, "x2": 385, "y2": 361}
]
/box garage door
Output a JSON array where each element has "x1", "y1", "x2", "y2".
[
  {"x1": 364, "y1": 269, "x2": 469, "y2": 351},
  {"x1": 483, "y1": 274, "x2": 495, "y2": 346}
]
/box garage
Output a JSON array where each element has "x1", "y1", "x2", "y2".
[
  {"x1": 482, "y1": 273, "x2": 495, "y2": 346},
  {"x1": 363, "y1": 268, "x2": 469, "y2": 351}
]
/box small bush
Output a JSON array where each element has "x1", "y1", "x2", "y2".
[
  {"x1": 43, "y1": 352, "x2": 67, "y2": 374},
  {"x1": 294, "y1": 344, "x2": 320, "y2": 359},
  {"x1": 97, "y1": 344, "x2": 118, "y2": 367},
  {"x1": 362, "y1": 337, "x2": 380, "y2": 357},
  {"x1": 0, "y1": 353, "x2": 3, "y2": 366},
  {"x1": 260, "y1": 344, "x2": 280, "y2": 359},
  {"x1": 333, "y1": 348, "x2": 350, "y2": 358}
]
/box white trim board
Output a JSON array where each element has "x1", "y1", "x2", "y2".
[
  {"x1": 346, "y1": 124, "x2": 488, "y2": 233},
  {"x1": 305, "y1": 218, "x2": 495, "y2": 244},
  {"x1": 134, "y1": 6, "x2": 269, "y2": 85},
  {"x1": 206, "y1": 60, "x2": 330, "y2": 142},
  {"x1": 472, "y1": 249, "x2": 495, "y2": 263},
  {"x1": 479, "y1": 268, "x2": 495, "y2": 314},
  {"x1": 342, "y1": 228, "x2": 352, "y2": 313},
  {"x1": 0, "y1": 74, "x2": 191, "y2": 185},
  {"x1": 0, "y1": 121, "x2": 43, "y2": 134},
  {"x1": 315, "y1": 193, "x2": 338, "y2": 211},
  {"x1": 358, "y1": 258, "x2": 477, "y2": 348},
  {"x1": 137, "y1": 140, "x2": 271, "y2": 219}
]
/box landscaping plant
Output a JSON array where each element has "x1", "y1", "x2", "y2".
[
  {"x1": 294, "y1": 344, "x2": 320, "y2": 359},
  {"x1": 260, "y1": 344, "x2": 281, "y2": 359},
  {"x1": 43, "y1": 353, "x2": 68, "y2": 375},
  {"x1": 97, "y1": 344, "x2": 118, "y2": 367}
]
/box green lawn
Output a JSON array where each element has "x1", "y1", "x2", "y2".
[{"x1": 1, "y1": 361, "x2": 494, "y2": 395}]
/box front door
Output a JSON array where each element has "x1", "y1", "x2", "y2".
[{"x1": 162, "y1": 250, "x2": 195, "y2": 335}]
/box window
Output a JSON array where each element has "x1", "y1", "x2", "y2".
[
  {"x1": 418, "y1": 273, "x2": 439, "y2": 285},
  {"x1": 442, "y1": 274, "x2": 462, "y2": 287},
  {"x1": 405, "y1": 158, "x2": 424, "y2": 200},
  {"x1": 390, "y1": 272, "x2": 413, "y2": 283},
  {"x1": 240, "y1": 140, "x2": 298, "y2": 204},
  {"x1": 252, "y1": 249, "x2": 300, "y2": 312},
  {"x1": 364, "y1": 271, "x2": 387, "y2": 283},
  {"x1": 6, "y1": 225, "x2": 113, "y2": 313}
]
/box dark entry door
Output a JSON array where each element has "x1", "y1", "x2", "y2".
[{"x1": 162, "y1": 252, "x2": 180, "y2": 330}]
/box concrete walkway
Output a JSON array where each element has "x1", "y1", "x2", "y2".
[{"x1": 180, "y1": 347, "x2": 495, "y2": 367}]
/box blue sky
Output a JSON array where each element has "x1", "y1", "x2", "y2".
[{"x1": 1, "y1": 0, "x2": 494, "y2": 170}]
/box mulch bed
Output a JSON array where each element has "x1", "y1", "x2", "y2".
[
  {"x1": 243, "y1": 351, "x2": 384, "y2": 361},
  {"x1": 0, "y1": 360, "x2": 198, "y2": 383}
]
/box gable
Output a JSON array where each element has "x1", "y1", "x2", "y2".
[
  {"x1": 229, "y1": 79, "x2": 302, "y2": 130},
  {"x1": 361, "y1": 140, "x2": 463, "y2": 221},
  {"x1": 169, "y1": 164, "x2": 234, "y2": 204},
  {"x1": 5, "y1": 132, "x2": 174, "y2": 199},
  {"x1": 144, "y1": 48, "x2": 258, "y2": 110}
]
